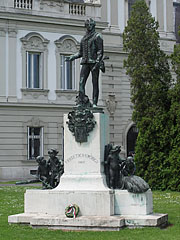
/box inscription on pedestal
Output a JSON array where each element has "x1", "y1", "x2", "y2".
[{"x1": 65, "y1": 153, "x2": 98, "y2": 164}]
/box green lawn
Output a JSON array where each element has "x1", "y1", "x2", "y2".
[{"x1": 0, "y1": 185, "x2": 180, "y2": 240}]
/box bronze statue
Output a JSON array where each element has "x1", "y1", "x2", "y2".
[
  {"x1": 16, "y1": 149, "x2": 64, "y2": 190},
  {"x1": 66, "y1": 18, "x2": 105, "y2": 107},
  {"x1": 36, "y1": 156, "x2": 51, "y2": 189},
  {"x1": 104, "y1": 144, "x2": 150, "y2": 193},
  {"x1": 104, "y1": 144, "x2": 124, "y2": 189},
  {"x1": 47, "y1": 148, "x2": 64, "y2": 188}
]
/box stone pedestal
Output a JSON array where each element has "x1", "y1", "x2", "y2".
[
  {"x1": 8, "y1": 112, "x2": 168, "y2": 229},
  {"x1": 23, "y1": 113, "x2": 114, "y2": 217},
  {"x1": 114, "y1": 189, "x2": 153, "y2": 215},
  {"x1": 58, "y1": 113, "x2": 109, "y2": 191}
]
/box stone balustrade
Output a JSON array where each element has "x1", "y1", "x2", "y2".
[
  {"x1": 14, "y1": 0, "x2": 32, "y2": 9},
  {"x1": 0, "y1": 0, "x2": 101, "y2": 20}
]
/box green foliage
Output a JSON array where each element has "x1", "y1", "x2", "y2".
[
  {"x1": 123, "y1": 0, "x2": 177, "y2": 190},
  {"x1": 123, "y1": 0, "x2": 171, "y2": 122},
  {"x1": 1, "y1": 186, "x2": 180, "y2": 239},
  {"x1": 167, "y1": 41, "x2": 180, "y2": 191}
]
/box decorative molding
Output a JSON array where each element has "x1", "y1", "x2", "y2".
[
  {"x1": 0, "y1": 28, "x2": 6, "y2": 37},
  {"x1": 21, "y1": 88, "x2": 49, "y2": 99},
  {"x1": 54, "y1": 35, "x2": 80, "y2": 54},
  {"x1": 55, "y1": 89, "x2": 77, "y2": 100},
  {"x1": 8, "y1": 29, "x2": 17, "y2": 38},
  {"x1": 20, "y1": 32, "x2": 49, "y2": 51},
  {"x1": 105, "y1": 94, "x2": 117, "y2": 115},
  {"x1": 40, "y1": 0, "x2": 64, "y2": 12}
]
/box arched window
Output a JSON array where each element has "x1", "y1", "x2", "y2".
[
  {"x1": 20, "y1": 32, "x2": 49, "y2": 90},
  {"x1": 54, "y1": 35, "x2": 79, "y2": 91},
  {"x1": 127, "y1": 125, "x2": 138, "y2": 156}
]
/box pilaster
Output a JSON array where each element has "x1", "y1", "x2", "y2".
[
  {"x1": 0, "y1": 26, "x2": 6, "y2": 101},
  {"x1": 8, "y1": 27, "x2": 17, "y2": 102}
]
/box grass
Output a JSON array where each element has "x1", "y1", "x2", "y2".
[{"x1": 0, "y1": 186, "x2": 180, "y2": 240}]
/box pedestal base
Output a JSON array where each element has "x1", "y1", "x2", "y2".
[
  {"x1": 8, "y1": 188, "x2": 168, "y2": 229},
  {"x1": 24, "y1": 188, "x2": 114, "y2": 216},
  {"x1": 8, "y1": 213, "x2": 168, "y2": 230},
  {"x1": 114, "y1": 189, "x2": 153, "y2": 215}
]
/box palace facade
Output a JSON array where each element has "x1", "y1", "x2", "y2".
[{"x1": 0, "y1": 0, "x2": 177, "y2": 179}]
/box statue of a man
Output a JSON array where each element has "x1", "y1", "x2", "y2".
[{"x1": 66, "y1": 18, "x2": 104, "y2": 107}]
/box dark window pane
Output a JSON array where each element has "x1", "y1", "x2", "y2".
[
  {"x1": 175, "y1": 4, "x2": 180, "y2": 43},
  {"x1": 28, "y1": 53, "x2": 32, "y2": 88},
  {"x1": 29, "y1": 127, "x2": 32, "y2": 135},
  {"x1": 127, "y1": 125, "x2": 138, "y2": 156},
  {"x1": 34, "y1": 139, "x2": 40, "y2": 157},
  {"x1": 61, "y1": 55, "x2": 75, "y2": 90},
  {"x1": 66, "y1": 61, "x2": 73, "y2": 89},
  {"x1": 34, "y1": 127, "x2": 40, "y2": 135},
  {"x1": 28, "y1": 127, "x2": 42, "y2": 160},
  {"x1": 33, "y1": 54, "x2": 40, "y2": 88},
  {"x1": 29, "y1": 138, "x2": 32, "y2": 159}
]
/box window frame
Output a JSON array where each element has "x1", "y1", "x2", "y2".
[
  {"x1": 60, "y1": 54, "x2": 76, "y2": 90},
  {"x1": 20, "y1": 32, "x2": 49, "y2": 91},
  {"x1": 26, "y1": 51, "x2": 43, "y2": 89},
  {"x1": 27, "y1": 126, "x2": 44, "y2": 160},
  {"x1": 54, "y1": 35, "x2": 80, "y2": 92}
]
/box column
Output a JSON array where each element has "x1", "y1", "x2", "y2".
[
  {"x1": 150, "y1": 0, "x2": 157, "y2": 20},
  {"x1": 118, "y1": 0, "x2": 126, "y2": 33},
  {"x1": 166, "y1": 0, "x2": 174, "y2": 33}
]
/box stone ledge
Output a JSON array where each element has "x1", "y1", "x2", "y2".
[{"x1": 8, "y1": 213, "x2": 168, "y2": 231}]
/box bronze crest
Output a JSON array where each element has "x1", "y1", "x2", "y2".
[{"x1": 67, "y1": 107, "x2": 96, "y2": 143}]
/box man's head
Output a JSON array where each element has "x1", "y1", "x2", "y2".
[
  {"x1": 48, "y1": 148, "x2": 59, "y2": 158},
  {"x1": 36, "y1": 156, "x2": 45, "y2": 164},
  {"x1": 85, "y1": 18, "x2": 96, "y2": 32}
]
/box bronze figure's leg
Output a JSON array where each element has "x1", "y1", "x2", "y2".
[
  {"x1": 91, "y1": 67, "x2": 99, "y2": 106},
  {"x1": 79, "y1": 65, "x2": 90, "y2": 96}
]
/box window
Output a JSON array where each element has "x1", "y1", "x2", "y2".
[
  {"x1": 173, "y1": 2, "x2": 180, "y2": 43},
  {"x1": 27, "y1": 52, "x2": 43, "y2": 89},
  {"x1": 128, "y1": 0, "x2": 151, "y2": 19},
  {"x1": 60, "y1": 55, "x2": 75, "y2": 90},
  {"x1": 54, "y1": 35, "x2": 79, "y2": 92},
  {"x1": 27, "y1": 127, "x2": 43, "y2": 160},
  {"x1": 21, "y1": 33, "x2": 49, "y2": 91},
  {"x1": 128, "y1": 0, "x2": 137, "y2": 19},
  {"x1": 127, "y1": 125, "x2": 138, "y2": 157}
]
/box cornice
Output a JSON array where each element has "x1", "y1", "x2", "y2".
[
  {"x1": 0, "y1": 11, "x2": 107, "y2": 31},
  {"x1": 0, "y1": 102, "x2": 75, "y2": 109}
]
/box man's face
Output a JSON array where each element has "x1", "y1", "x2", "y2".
[
  {"x1": 49, "y1": 152, "x2": 55, "y2": 158},
  {"x1": 85, "y1": 21, "x2": 94, "y2": 32}
]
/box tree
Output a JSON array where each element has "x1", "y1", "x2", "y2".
[
  {"x1": 167, "y1": 37, "x2": 180, "y2": 191},
  {"x1": 123, "y1": 0, "x2": 172, "y2": 190}
]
